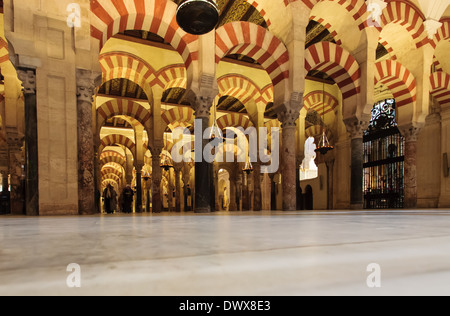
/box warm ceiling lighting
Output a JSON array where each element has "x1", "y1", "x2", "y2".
[{"x1": 176, "y1": 0, "x2": 220, "y2": 35}]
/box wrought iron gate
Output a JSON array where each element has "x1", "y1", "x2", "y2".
[{"x1": 363, "y1": 99, "x2": 405, "y2": 209}]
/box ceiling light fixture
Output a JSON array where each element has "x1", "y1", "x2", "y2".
[{"x1": 176, "y1": 0, "x2": 220, "y2": 35}]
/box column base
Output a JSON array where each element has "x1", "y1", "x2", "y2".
[
  {"x1": 195, "y1": 208, "x2": 211, "y2": 214},
  {"x1": 350, "y1": 203, "x2": 364, "y2": 210}
]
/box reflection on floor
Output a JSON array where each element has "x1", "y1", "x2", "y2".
[{"x1": 1, "y1": 210, "x2": 450, "y2": 296}]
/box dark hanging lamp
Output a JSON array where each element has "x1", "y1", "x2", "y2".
[
  {"x1": 209, "y1": 98, "x2": 223, "y2": 141},
  {"x1": 315, "y1": 83, "x2": 334, "y2": 156},
  {"x1": 161, "y1": 102, "x2": 174, "y2": 172},
  {"x1": 160, "y1": 154, "x2": 173, "y2": 172},
  {"x1": 176, "y1": 0, "x2": 220, "y2": 35}
]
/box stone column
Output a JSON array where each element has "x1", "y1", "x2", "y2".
[
  {"x1": 76, "y1": 69, "x2": 97, "y2": 215},
  {"x1": 193, "y1": 96, "x2": 213, "y2": 213},
  {"x1": 6, "y1": 131, "x2": 24, "y2": 215},
  {"x1": 236, "y1": 172, "x2": 243, "y2": 211},
  {"x1": 182, "y1": 164, "x2": 191, "y2": 212},
  {"x1": 326, "y1": 158, "x2": 335, "y2": 210},
  {"x1": 253, "y1": 162, "x2": 262, "y2": 211},
  {"x1": 242, "y1": 172, "x2": 250, "y2": 211},
  {"x1": 168, "y1": 168, "x2": 175, "y2": 212},
  {"x1": 18, "y1": 68, "x2": 38, "y2": 216},
  {"x1": 344, "y1": 118, "x2": 369, "y2": 210},
  {"x1": 400, "y1": 125, "x2": 422, "y2": 209},
  {"x1": 269, "y1": 173, "x2": 277, "y2": 210},
  {"x1": 151, "y1": 147, "x2": 162, "y2": 213},
  {"x1": 229, "y1": 170, "x2": 238, "y2": 212},
  {"x1": 174, "y1": 164, "x2": 182, "y2": 212},
  {"x1": 135, "y1": 166, "x2": 143, "y2": 213},
  {"x1": 277, "y1": 109, "x2": 300, "y2": 211}
]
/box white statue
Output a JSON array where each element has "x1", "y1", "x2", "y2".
[{"x1": 300, "y1": 137, "x2": 318, "y2": 181}]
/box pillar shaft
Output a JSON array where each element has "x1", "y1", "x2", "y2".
[
  {"x1": 152, "y1": 155, "x2": 162, "y2": 213},
  {"x1": 281, "y1": 127, "x2": 297, "y2": 211},
  {"x1": 326, "y1": 159, "x2": 335, "y2": 210},
  {"x1": 345, "y1": 118, "x2": 369, "y2": 210},
  {"x1": 18, "y1": 68, "x2": 38, "y2": 216},
  {"x1": 400, "y1": 125, "x2": 422, "y2": 209},
  {"x1": 229, "y1": 172, "x2": 238, "y2": 211},
  {"x1": 253, "y1": 163, "x2": 262, "y2": 211},
  {"x1": 135, "y1": 171, "x2": 142, "y2": 213},
  {"x1": 175, "y1": 167, "x2": 182, "y2": 212},
  {"x1": 76, "y1": 69, "x2": 97, "y2": 215},
  {"x1": 194, "y1": 116, "x2": 211, "y2": 213},
  {"x1": 242, "y1": 172, "x2": 250, "y2": 211}
]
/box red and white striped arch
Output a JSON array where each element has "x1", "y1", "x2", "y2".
[
  {"x1": 102, "y1": 173, "x2": 121, "y2": 183},
  {"x1": 304, "y1": 91, "x2": 339, "y2": 114},
  {"x1": 430, "y1": 72, "x2": 450, "y2": 108},
  {"x1": 157, "y1": 64, "x2": 187, "y2": 90},
  {"x1": 305, "y1": 42, "x2": 361, "y2": 99},
  {"x1": 259, "y1": 85, "x2": 274, "y2": 105},
  {"x1": 218, "y1": 75, "x2": 262, "y2": 107},
  {"x1": 433, "y1": 55, "x2": 443, "y2": 72},
  {"x1": 379, "y1": 0, "x2": 427, "y2": 48},
  {"x1": 102, "y1": 179, "x2": 119, "y2": 188},
  {"x1": 100, "y1": 134, "x2": 136, "y2": 155},
  {"x1": 375, "y1": 60, "x2": 416, "y2": 108},
  {"x1": 217, "y1": 113, "x2": 254, "y2": 131},
  {"x1": 100, "y1": 151, "x2": 127, "y2": 168},
  {"x1": 426, "y1": 18, "x2": 450, "y2": 49},
  {"x1": 101, "y1": 166, "x2": 123, "y2": 178},
  {"x1": 305, "y1": 125, "x2": 333, "y2": 139},
  {"x1": 91, "y1": 0, "x2": 198, "y2": 83},
  {"x1": 99, "y1": 52, "x2": 159, "y2": 98},
  {"x1": 289, "y1": 0, "x2": 368, "y2": 23},
  {"x1": 97, "y1": 99, "x2": 151, "y2": 133},
  {"x1": 0, "y1": 38, "x2": 9, "y2": 65},
  {"x1": 310, "y1": 16, "x2": 342, "y2": 46},
  {"x1": 161, "y1": 107, "x2": 195, "y2": 131},
  {"x1": 215, "y1": 22, "x2": 289, "y2": 100}
]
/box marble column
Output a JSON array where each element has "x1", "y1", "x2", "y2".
[
  {"x1": 344, "y1": 118, "x2": 369, "y2": 210},
  {"x1": 151, "y1": 148, "x2": 162, "y2": 213},
  {"x1": 18, "y1": 68, "x2": 38, "y2": 216},
  {"x1": 277, "y1": 109, "x2": 299, "y2": 211},
  {"x1": 135, "y1": 168, "x2": 143, "y2": 213},
  {"x1": 242, "y1": 172, "x2": 250, "y2": 211},
  {"x1": 193, "y1": 96, "x2": 213, "y2": 213},
  {"x1": 253, "y1": 163, "x2": 262, "y2": 211},
  {"x1": 183, "y1": 163, "x2": 191, "y2": 212},
  {"x1": 400, "y1": 125, "x2": 422, "y2": 209},
  {"x1": 168, "y1": 169, "x2": 175, "y2": 212},
  {"x1": 76, "y1": 69, "x2": 97, "y2": 215},
  {"x1": 236, "y1": 173, "x2": 243, "y2": 211},
  {"x1": 174, "y1": 164, "x2": 182, "y2": 212},
  {"x1": 229, "y1": 171, "x2": 238, "y2": 212},
  {"x1": 326, "y1": 158, "x2": 335, "y2": 210},
  {"x1": 269, "y1": 173, "x2": 277, "y2": 210}
]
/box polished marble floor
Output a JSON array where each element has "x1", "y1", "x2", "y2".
[{"x1": 1, "y1": 210, "x2": 450, "y2": 296}]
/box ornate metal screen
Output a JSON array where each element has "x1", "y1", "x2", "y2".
[{"x1": 363, "y1": 99, "x2": 405, "y2": 209}]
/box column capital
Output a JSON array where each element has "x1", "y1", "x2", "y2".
[
  {"x1": 399, "y1": 124, "x2": 423, "y2": 143},
  {"x1": 276, "y1": 93, "x2": 302, "y2": 129},
  {"x1": 17, "y1": 68, "x2": 36, "y2": 95},
  {"x1": 150, "y1": 146, "x2": 163, "y2": 158},
  {"x1": 344, "y1": 117, "x2": 369, "y2": 139},
  {"x1": 76, "y1": 69, "x2": 101, "y2": 104}
]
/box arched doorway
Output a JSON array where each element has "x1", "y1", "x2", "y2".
[{"x1": 363, "y1": 99, "x2": 405, "y2": 209}]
